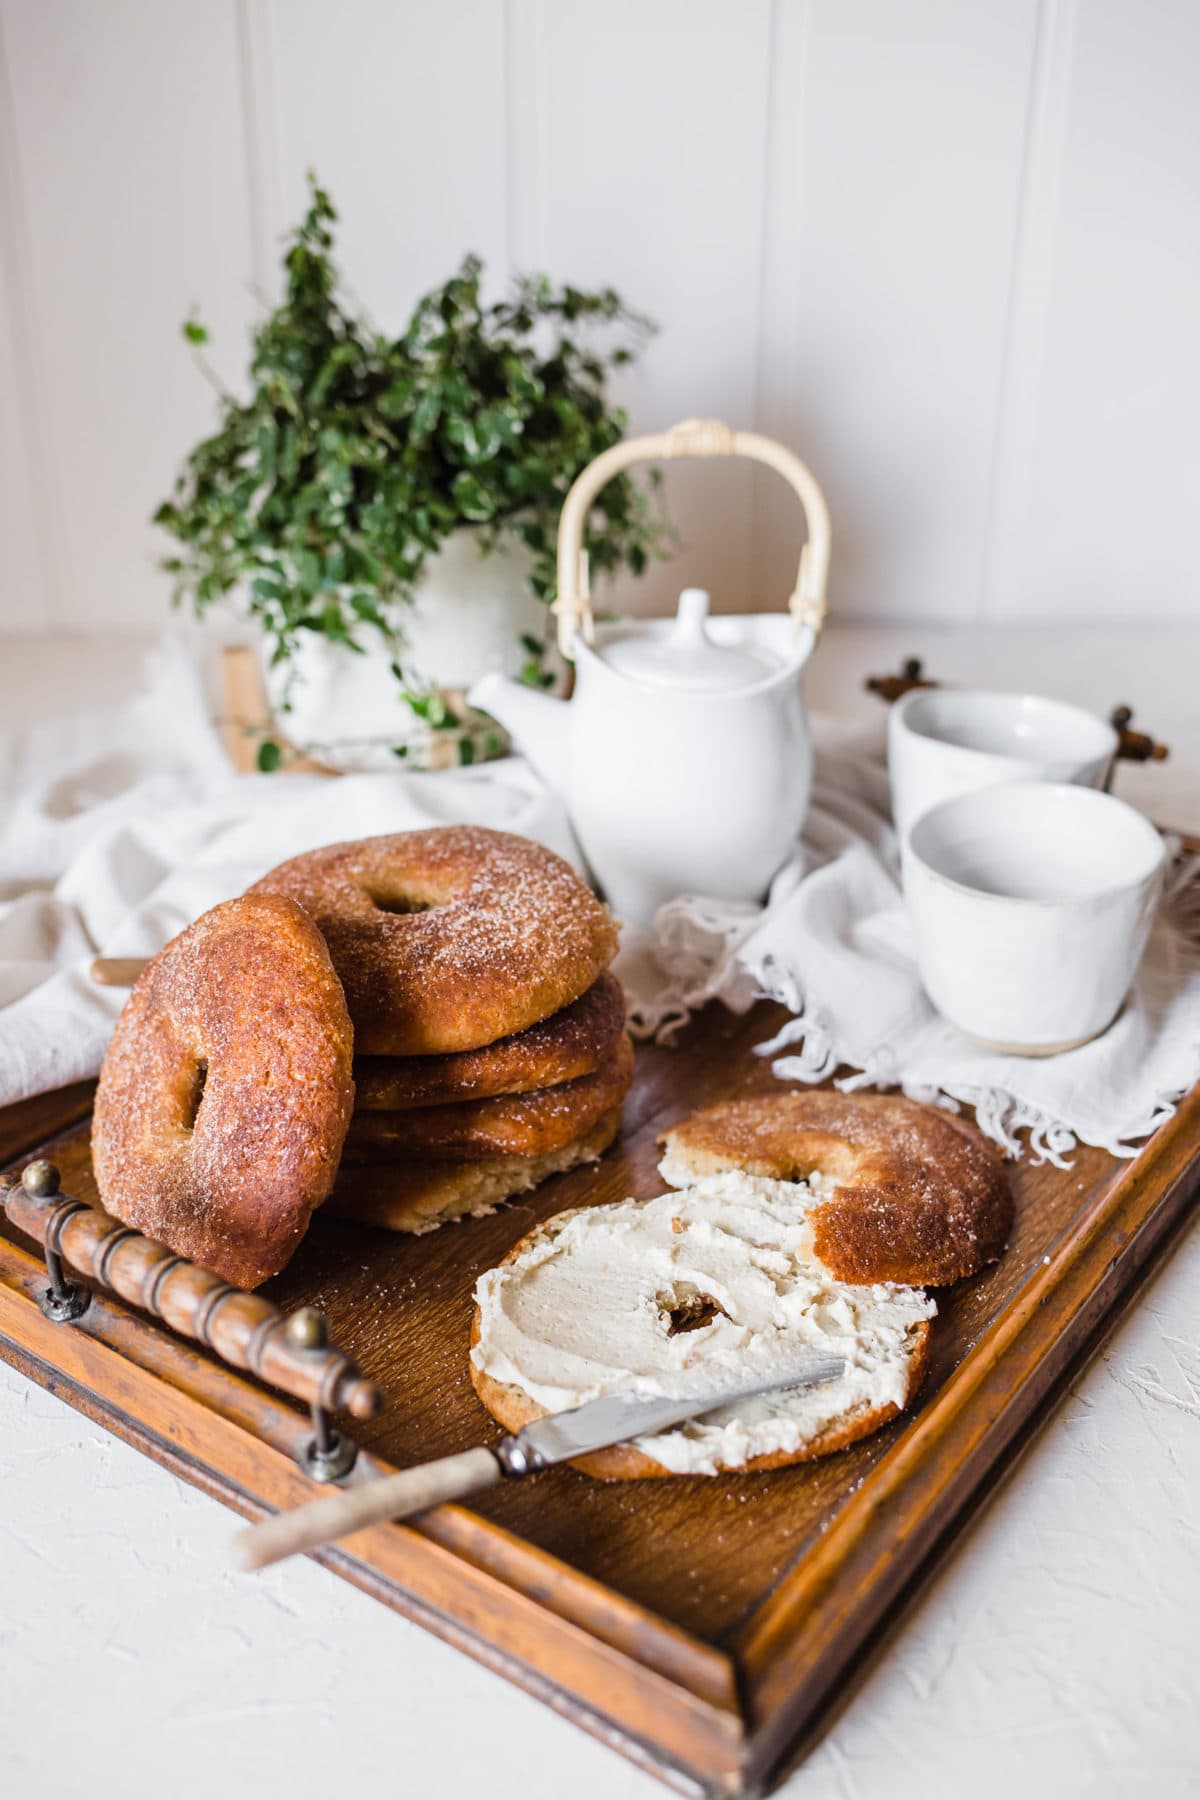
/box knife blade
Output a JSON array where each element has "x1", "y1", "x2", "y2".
[
  {"x1": 511, "y1": 1357, "x2": 847, "y2": 1470},
  {"x1": 232, "y1": 1355, "x2": 846, "y2": 1572}
]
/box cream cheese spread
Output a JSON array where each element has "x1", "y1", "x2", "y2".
[{"x1": 471, "y1": 1172, "x2": 936, "y2": 1475}]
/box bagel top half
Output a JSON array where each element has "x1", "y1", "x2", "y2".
[
  {"x1": 248, "y1": 826, "x2": 618, "y2": 1056},
  {"x1": 658, "y1": 1091, "x2": 1012, "y2": 1288}
]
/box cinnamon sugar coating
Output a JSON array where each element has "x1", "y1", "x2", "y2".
[
  {"x1": 91, "y1": 895, "x2": 354, "y2": 1289},
  {"x1": 354, "y1": 972, "x2": 626, "y2": 1110},
  {"x1": 344, "y1": 1034, "x2": 634, "y2": 1164},
  {"x1": 660, "y1": 1091, "x2": 1012, "y2": 1286},
  {"x1": 249, "y1": 826, "x2": 619, "y2": 1056}
]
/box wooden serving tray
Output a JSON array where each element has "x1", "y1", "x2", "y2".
[{"x1": 2, "y1": 1007, "x2": 1198, "y2": 1798}]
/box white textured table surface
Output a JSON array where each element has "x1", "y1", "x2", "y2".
[{"x1": 2, "y1": 625, "x2": 1199, "y2": 1800}]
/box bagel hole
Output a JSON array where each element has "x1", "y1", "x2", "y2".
[
  {"x1": 659, "y1": 1284, "x2": 728, "y2": 1336},
  {"x1": 365, "y1": 886, "x2": 432, "y2": 916},
  {"x1": 182, "y1": 1059, "x2": 208, "y2": 1132}
]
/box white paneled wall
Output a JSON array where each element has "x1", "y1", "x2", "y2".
[
  {"x1": 511, "y1": 0, "x2": 775, "y2": 610},
  {"x1": 2, "y1": 0, "x2": 259, "y2": 629},
  {"x1": 991, "y1": 0, "x2": 1200, "y2": 620},
  {"x1": 0, "y1": 0, "x2": 1196, "y2": 633}
]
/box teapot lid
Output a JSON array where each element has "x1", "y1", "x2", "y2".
[{"x1": 598, "y1": 588, "x2": 777, "y2": 691}]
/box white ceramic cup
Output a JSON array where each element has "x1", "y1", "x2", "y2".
[
  {"x1": 888, "y1": 687, "x2": 1118, "y2": 840},
  {"x1": 901, "y1": 783, "x2": 1166, "y2": 1054}
]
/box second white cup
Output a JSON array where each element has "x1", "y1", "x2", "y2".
[
  {"x1": 888, "y1": 687, "x2": 1118, "y2": 840},
  {"x1": 902, "y1": 783, "x2": 1165, "y2": 1054}
]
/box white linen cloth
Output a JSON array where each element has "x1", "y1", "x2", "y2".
[{"x1": 2, "y1": 640, "x2": 1197, "y2": 1163}]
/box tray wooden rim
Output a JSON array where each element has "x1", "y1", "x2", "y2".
[{"x1": 3, "y1": 1076, "x2": 1199, "y2": 1798}]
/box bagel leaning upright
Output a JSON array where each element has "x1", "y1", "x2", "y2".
[{"x1": 92, "y1": 894, "x2": 354, "y2": 1289}]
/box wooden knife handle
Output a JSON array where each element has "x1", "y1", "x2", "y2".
[
  {"x1": 232, "y1": 1446, "x2": 503, "y2": 1571},
  {"x1": 2, "y1": 1165, "x2": 381, "y2": 1421}
]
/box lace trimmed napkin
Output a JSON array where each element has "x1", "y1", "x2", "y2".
[{"x1": 3, "y1": 642, "x2": 1197, "y2": 1162}]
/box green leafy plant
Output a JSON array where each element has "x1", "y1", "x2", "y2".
[{"x1": 155, "y1": 178, "x2": 668, "y2": 746}]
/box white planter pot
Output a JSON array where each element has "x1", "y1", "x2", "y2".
[{"x1": 262, "y1": 529, "x2": 550, "y2": 771}]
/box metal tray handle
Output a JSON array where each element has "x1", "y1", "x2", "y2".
[{"x1": 2, "y1": 1159, "x2": 382, "y2": 1480}]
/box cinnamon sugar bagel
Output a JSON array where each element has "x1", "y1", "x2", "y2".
[
  {"x1": 343, "y1": 1034, "x2": 634, "y2": 1164},
  {"x1": 659, "y1": 1092, "x2": 1012, "y2": 1287},
  {"x1": 330, "y1": 1108, "x2": 622, "y2": 1234},
  {"x1": 353, "y1": 972, "x2": 626, "y2": 1110},
  {"x1": 91, "y1": 895, "x2": 354, "y2": 1290},
  {"x1": 249, "y1": 826, "x2": 618, "y2": 1056},
  {"x1": 470, "y1": 1174, "x2": 934, "y2": 1479}
]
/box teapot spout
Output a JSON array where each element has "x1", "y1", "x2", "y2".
[{"x1": 469, "y1": 672, "x2": 569, "y2": 790}]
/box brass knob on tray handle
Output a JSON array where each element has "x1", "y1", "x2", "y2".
[
  {"x1": 1109, "y1": 705, "x2": 1169, "y2": 766},
  {"x1": 2, "y1": 1163, "x2": 382, "y2": 1481},
  {"x1": 864, "y1": 658, "x2": 937, "y2": 705}
]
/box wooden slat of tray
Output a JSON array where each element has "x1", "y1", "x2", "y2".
[{"x1": 2, "y1": 1002, "x2": 1198, "y2": 1799}]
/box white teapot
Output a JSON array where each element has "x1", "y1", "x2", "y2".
[{"x1": 470, "y1": 419, "x2": 831, "y2": 925}]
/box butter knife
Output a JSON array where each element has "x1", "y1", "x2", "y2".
[{"x1": 232, "y1": 1355, "x2": 845, "y2": 1571}]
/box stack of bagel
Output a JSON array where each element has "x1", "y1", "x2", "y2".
[
  {"x1": 91, "y1": 825, "x2": 631, "y2": 1289},
  {"x1": 248, "y1": 825, "x2": 632, "y2": 1236}
]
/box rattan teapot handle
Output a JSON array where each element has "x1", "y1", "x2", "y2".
[{"x1": 552, "y1": 418, "x2": 832, "y2": 660}]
